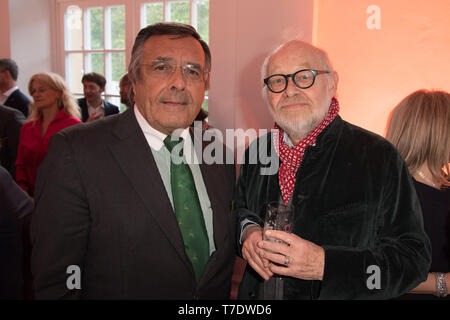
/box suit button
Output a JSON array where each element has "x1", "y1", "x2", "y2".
[{"x1": 193, "y1": 295, "x2": 199, "y2": 300}]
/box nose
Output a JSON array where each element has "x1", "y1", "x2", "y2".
[
  {"x1": 168, "y1": 66, "x2": 187, "y2": 91},
  {"x1": 284, "y1": 76, "x2": 301, "y2": 97}
]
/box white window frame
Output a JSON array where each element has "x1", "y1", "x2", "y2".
[
  {"x1": 54, "y1": 0, "x2": 209, "y2": 107},
  {"x1": 137, "y1": 0, "x2": 206, "y2": 31},
  {"x1": 136, "y1": 0, "x2": 210, "y2": 108}
]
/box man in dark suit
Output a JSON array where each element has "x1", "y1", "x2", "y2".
[
  {"x1": 0, "y1": 59, "x2": 31, "y2": 117},
  {"x1": 77, "y1": 72, "x2": 120, "y2": 122},
  {"x1": 0, "y1": 104, "x2": 26, "y2": 177},
  {"x1": 31, "y1": 23, "x2": 236, "y2": 299}
]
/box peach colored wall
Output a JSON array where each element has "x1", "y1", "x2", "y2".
[
  {"x1": 0, "y1": 0, "x2": 11, "y2": 58},
  {"x1": 209, "y1": 0, "x2": 314, "y2": 135},
  {"x1": 314, "y1": 0, "x2": 450, "y2": 136}
]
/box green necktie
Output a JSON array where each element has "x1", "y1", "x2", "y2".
[{"x1": 163, "y1": 136, "x2": 210, "y2": 283}]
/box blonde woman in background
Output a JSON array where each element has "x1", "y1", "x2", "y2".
[
  {"x1": 15, "y1": 72, "x2": 81, "y2": 197},
  {"x1": 386, "y1": 89, "x2": 450, "y2": 299}
]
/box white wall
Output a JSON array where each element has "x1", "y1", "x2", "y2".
[
  {"x1": 9, "y1": 0, "x2": 53, "y2": 97},
  {"x1": 0, "y1": 0, "x2": 11, "y2": 58},
  {"x1": 6, "y1": 0, "x2": 314, "y2": 133},
  {"x1": 209, "y1": 0, "x2": 314, "y2": 138}
]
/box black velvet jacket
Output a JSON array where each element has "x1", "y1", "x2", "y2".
[{"x1": 235, "y1": 116, "x2": 431, "y2": 299}]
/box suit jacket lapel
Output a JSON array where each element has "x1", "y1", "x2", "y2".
[
  {"x1": 104, "y1": 101, "x2": 112, "y2": 116},
  {"x1": 108, "y1": 109, "x2": 192, "y2": 271},
  {"x1": 4, "y1": 91, "x2": 16, "y2": 106},
  {"x1": 79, "y1": 99, "x2": 89, "y2": 122}
]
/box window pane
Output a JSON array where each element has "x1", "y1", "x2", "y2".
[
  {"x1": 86, "y1": 52, "x2": 104, "y2": 74},
  {"x1": 168, "y1": 1, "x2": 190, "y2": 24},
  {"x1": 66, "y1": 53, "x2": 84, "y2": 94},
  {"x1": 202, "y1": 98, "x2": 208, "y2": 111},
  {"x1": 110, "y1": 6, "x2": 125, "y2": 49},
  {"x1": 112, "y1": 52, "x2": 126, "y2": 83},
  {"x1": 142, "y1": 2, "x2": 163, "y2": 27},
  {"x1": 65, "y1": 5, "x2": 82, "y2": 50},
  {"x1": 107, "y1": 96, "x2": 123, "y2": 112},
  {"x1": 107, "y1": 52, "x2": 126, "y2": 96},
  {"x1": 196, "y1": 0, "x2": 209, "y2": 44},
  {"x1": 86, "y1": 7, "x2": 103, "y2": 50}
]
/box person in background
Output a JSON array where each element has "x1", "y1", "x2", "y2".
[
  {"x1": 78, "y1": 72, "x2": 120, "y2": 122},
  {"x1": 0, "y1": 104, "x2": 26, "y2": 177},
  {"x1": 386, "y1": 89, "x2": 450, "y2": 299},
  {"x1": 15, "y1": 72, "x2": 81, "y2": 197},
  {"x1": 0, "y1": 58, "x2": 31, "y2": 117},
  {"x1": 0, "y1": 165, "x2": 33, "y2": 299},
  {"x1": 119, "y1": 72, "x2": 134, "y2": 109}
]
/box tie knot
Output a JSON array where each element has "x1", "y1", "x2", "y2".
[{"x1": 164, "y1": 136, "x2": 183, "y2": 152}]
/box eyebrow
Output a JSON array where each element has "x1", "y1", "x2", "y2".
[
  {"x1": 150, "y1": 57, "x2": 203, "y2": 70},
  {"x1": 185, "y1": 62, "x2": 202, "y2": 70},
  {"x1": 150, "y1": 57, "x2": 174, "y2": 64}
]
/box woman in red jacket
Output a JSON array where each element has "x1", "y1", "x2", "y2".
[{"x1": 15, "y1": 72, "x2": 82, "y2": 196}]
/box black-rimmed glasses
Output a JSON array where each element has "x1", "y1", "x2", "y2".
[{"x1": 264, "y1": 69, "x2": 330, "y2": 93}]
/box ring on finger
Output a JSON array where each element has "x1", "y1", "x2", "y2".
[{"x1": 284, "y1": 255, "x2": 290, "y2": 266}]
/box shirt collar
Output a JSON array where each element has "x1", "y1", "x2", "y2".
[
  {"x1": 134, "y1": 105, "x2": 191, "y2": 152},
  {"x1": 282, "y1": 132, "x2": 294, "y2": 148},
  {"x1": 2, "y1": 86, "x2": 19, "y2": 97},
  {"x1": 86, "y1": 99, "x2": 105, "y2": 110}
]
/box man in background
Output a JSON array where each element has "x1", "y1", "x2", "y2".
[
  {"x1": 77, "y1": 72, "x2": 119, "y2": 122},
  {"x1": 0, "y1": 59, "x2": 31, "y2": 117},
  {"x1": 119, "y1": 72, "x2": 134, "y2": 109},
  {"x1": 0, "y1": 104, "x2": 25, "y2": 177}
]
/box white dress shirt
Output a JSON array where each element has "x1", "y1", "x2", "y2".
[
  {"x1": 134, "y1": 106, "x2": 216, "y2": 254},
  {"x1": 0, "y1": 86, "x2": 18, "y2": 104}
]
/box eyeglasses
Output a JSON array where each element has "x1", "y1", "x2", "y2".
[
  {"x1": 264, "y1": 69, "x2": 330, "y2": 93},
  {"x1": 141, "y1": 59, "x2": 208, "y2": 83}
]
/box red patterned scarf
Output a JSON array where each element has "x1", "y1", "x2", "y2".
[{"x1": 273, "y1": 98, "x2": 340, "y2": 204}]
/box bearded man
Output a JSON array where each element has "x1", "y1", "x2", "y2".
[{"x1": 235, "y1": 40, "x2": 431, "y2": 300}]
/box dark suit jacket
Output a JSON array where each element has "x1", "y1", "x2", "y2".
[
  {"x1": 235, "y1": 116, "x2": 431, "y2": 300},
  {"x1": 77, "y1": 98, "x2": 120, "y2": 122},
  {"x1": 4, "y1": 89, "x2": 30, "y2": 117},
  {"x1": 0, "y1": 166, "x2": 34, "y2": 299},
  {"x1": 31, "y1": 109, "x2": 236, "y2": 299},
  {"x1": 0, "y1": 104, "x2": 26, "y2": 177}
]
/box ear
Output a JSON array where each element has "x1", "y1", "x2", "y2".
[
  {"x1": 131, "y1": 81, "x2": 137, "y2": 96},
  {"x1": 328, "y1": 71, "x2": 339, "y2": 97},
  {"x1": 204, "y1": 72, "x2": 210, "y2": 90},
  {"x1": 3, "y1": 69, "x2": 12, "y2": 79}
]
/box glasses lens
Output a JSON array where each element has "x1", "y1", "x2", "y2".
[
  {"x1": 182, "y1": 64, "x2": 204, "y2": 82},
  {"x1": 294, "y1": 70, "x2": 315, "y2": 88},
  {"x1": 143, "y1": 61, "x2": 175, "y2": 79},
  {"x1": 267, "y1": 75, "x2": 286, "y2": 92},
  {"x1": 142, "y1": 61, "x2": 204, "y2": 82}
]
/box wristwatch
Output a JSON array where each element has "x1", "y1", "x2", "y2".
[{"x1": 433, "y1": 272, "x2": 448, "y2": 297}]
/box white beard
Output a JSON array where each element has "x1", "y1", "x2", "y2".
[{"x1": 269, "y1": 102, "x2": 329, "y2": 142}]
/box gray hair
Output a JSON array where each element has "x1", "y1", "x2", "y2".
[
  {"x1": 0, "y1": 58, "x2": 19, "y2": 81},
  {"x1": 260, "y1": 40, "x2": 335, "y2": 105},
  {"x1": 128, "y1": 22, "x2": 211, "y2": 88},
  {"x1": 261, "y1": 40, "x2": 334, "y2": 83}
]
